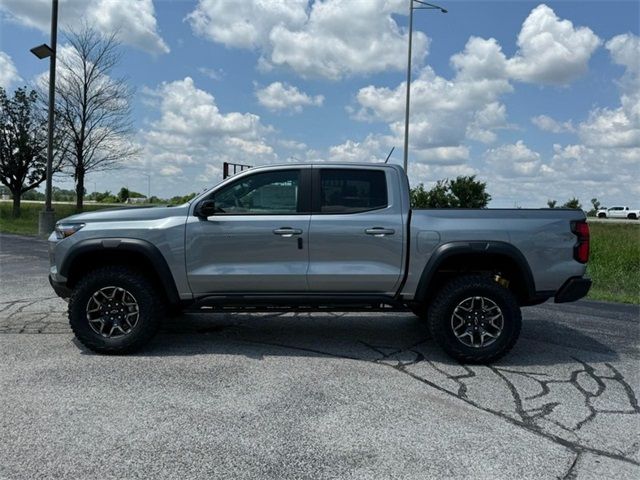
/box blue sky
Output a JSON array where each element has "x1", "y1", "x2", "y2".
[{"x1": 0, "y1": 0, "x2": 638, "y2": 207}]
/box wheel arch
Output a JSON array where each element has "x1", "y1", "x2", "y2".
[
  {"x1": 60, "y1": 238, "x2": 181, "y2": 306},
  {"x1": 413, "y1": 241, "x2": 536, "y2": 307}
]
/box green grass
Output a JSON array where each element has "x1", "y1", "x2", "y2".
[
  {"x1": 0, "y1": 201, "x2": 121, "y2": 236},
  {"x1": 586, "y1": 222, "x2": 639, "y2": 304},
  {"x1": 2, "y1": 203, "x2": 638, "y2": 304}
]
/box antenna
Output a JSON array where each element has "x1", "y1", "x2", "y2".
[{"x1": 384, "y1": 146, "x2": 395, "y2": 164}]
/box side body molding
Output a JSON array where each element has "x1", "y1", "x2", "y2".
[
  {"x1": 59, "y1": 238, "x2": 181, "y2": 306},
  {"x1": 413, "y1": 241, "x2": 536, "y2": 302}
]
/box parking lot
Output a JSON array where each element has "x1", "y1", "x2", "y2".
[{"x1": 1, "y1": 233, "x2": 639, "y2": 479}]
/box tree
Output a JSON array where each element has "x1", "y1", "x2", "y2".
[
  {"x1": 588, "y1": 197, "x2": 601, "y2": 216},
  {"x1": 0, "y1": 87, "x2": 64, "y2": 217},
  {"x1": 117, "y1": 187, "x2": 130, "y2": 203},
  {"x1": 410, "y1": 180, "x2": 454, "y2": 208},
  {"x1": 410, "y1": 176, "x2": 491, "y2": 208},
  {"x1": 562, "y1": 197, "x2": 582, "y2": 209},
  {"x1": 547, "y1": 200, "x2": 557, "y2": 208},
  {"x1": 55, "y1": 25, "x2": 138, "y2": 210},
  {"x1": 449, "y1": 175, "x2": 491, "y2": 208}
]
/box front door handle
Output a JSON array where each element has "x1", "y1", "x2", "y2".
[
  {"x1": 365, "y1": 227, "x2": 395, "y2": 237},
  {"x1": 273, "y1": 227, "x2": 303, "y2": 237}
]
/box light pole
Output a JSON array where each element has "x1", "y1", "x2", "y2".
[
  {"x1": 144, "y1": 174, "x2": 151, "y2": 200},
  {"x1": 403, "y1": 0, "x2": 447, "y2": 173},
  {"x1": 31, "y1": 0, "x2": 58, "y2": 235}
]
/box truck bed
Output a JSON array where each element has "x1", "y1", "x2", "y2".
[{"x1": 401, "y1": 208, "x2": 587, "y2": 298}]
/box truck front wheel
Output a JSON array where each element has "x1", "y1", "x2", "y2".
[
  {"x1": 68, "y1": 266, "x2": 163, "y2": 354},
  {"x1": 427, "y1": 275, "x2": 521, "y2": 363}
]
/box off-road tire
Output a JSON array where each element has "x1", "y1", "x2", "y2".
[
  {"x1": 69, "y1": 266, "x2": 163, "y2": 354},
  {"x1": 427, "y1": 275, "x2": 521, "y2": 364}
]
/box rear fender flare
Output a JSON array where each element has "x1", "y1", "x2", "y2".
[{"x1": 413, "y1": 241, "x2": 536, "y2": 303}]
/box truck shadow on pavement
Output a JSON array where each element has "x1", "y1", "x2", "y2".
[{"x1": 130, "y1": 312, "x2": 621, "y2": 367}]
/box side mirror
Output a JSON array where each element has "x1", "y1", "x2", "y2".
[{"x1": 195, "y1": 199, "x2": 217, "y2": 219}]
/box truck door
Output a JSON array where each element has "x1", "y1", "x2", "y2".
[
  {"x1": 307, "y1": 167, "x2": 405, "y2": 294},
  {"x1": 185, "y1": 167, "x2": 311, "y2": 294}
]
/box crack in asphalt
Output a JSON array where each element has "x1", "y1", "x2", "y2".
[
  {"x1": 561, "y1": 452, "x2": 580, "y2": 480},
  {"x1": 241, "y1": 338, "x2": 640, "y2": 470}
]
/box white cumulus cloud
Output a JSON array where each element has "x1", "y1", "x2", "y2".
[
  {"x1": 0, "y1": 51, "x2": 21, "y2": 89},
  {"x1": 0, "y1": 0, "x2": 169, "y2": 54},
  {"x1": 506, "y1": 4, "x2": 601, "y2": 85},
  {"x1": 352, "y1": 35, "x2": 513, "y2": 164},
  {"x1": 531, "y1": 115, "x2": 575, "y2": 133},
  {"x1": 577, "y1": 33, "x2": 640, "y2": 149},
  {"x1": 484, "y1": 141, "x2": 542, "y2": 177},
  {"x1": 255, "y1": 82, "x2": 324, "y2": 113},
  {"x1": 187, "y1": 0, "x2": 429, "y2": 80},
  {"x1": 139, "y1": 77, "x2": 276, "y2": 189},
  {"x1": 186, "y1": 0, "x2": 307, "y2": 49}
]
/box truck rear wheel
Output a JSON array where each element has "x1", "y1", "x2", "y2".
[
  {"x1": 427, "y1": 275, "x2": 521, "y2": 364},
  {"x1": 68, "y1": 266, "x2": 163, "y2": 354}
]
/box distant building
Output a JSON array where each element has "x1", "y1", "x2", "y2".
[{"x1": 126, "y1": 197, "x2": 148, "y2": 204}]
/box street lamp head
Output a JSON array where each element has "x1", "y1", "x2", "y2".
[
  {"x1": 30, "y1": 44, "x2": 54, "y2": 59},
  {"x1": 440, "y1": 8, "x2": 448, "y2": 13}
]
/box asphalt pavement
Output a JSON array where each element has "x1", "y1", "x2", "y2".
[{"x1": 1, "y1": 233, "x2": 639, "y2": 479}]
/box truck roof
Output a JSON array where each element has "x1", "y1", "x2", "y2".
[{"x1": 246, "y1": 162, "x2": 405, "y2": 171}]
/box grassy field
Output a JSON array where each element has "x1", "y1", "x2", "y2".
[
  {"x1": 1, "y1": 203, "x2": 638, "y2": 304},
  {"x1": 0, "y1": 202, "x2": 121, "y2": 235},
  {"x1": 587, "y1": 222, "x2": 639, "y2": 304}
]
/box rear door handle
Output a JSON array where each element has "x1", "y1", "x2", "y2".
[
  {"x1": 365, "y1": 227, "x2": 395, "y2": 237},
  {"x1": 273, "y1": 227, "x2": 303, "y2": 237}
]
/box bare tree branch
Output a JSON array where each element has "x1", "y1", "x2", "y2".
[{"x1": 55, "y1": 24, "x2": 139, "y2": 209}]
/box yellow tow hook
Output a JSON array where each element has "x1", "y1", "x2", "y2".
[{"x1": 494, "y1": 273, "x2": 510, "y2": 289}]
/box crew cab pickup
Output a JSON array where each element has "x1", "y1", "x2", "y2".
[
  {"x1": 597, "y1": 206, "x2": 639, "y2": 220},
  {"x1": 48, "y1": 164, "x2": 592, "y2": 363}
]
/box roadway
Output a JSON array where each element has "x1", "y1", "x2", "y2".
[{"x1": 1, "y1": 233, "x2": 638, "y2": 479}]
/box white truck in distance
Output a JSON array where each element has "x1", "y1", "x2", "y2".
[{"x1": 597, "y1": 206, "x2": 639, "y2": 220}]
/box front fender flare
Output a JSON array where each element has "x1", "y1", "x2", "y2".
[{"x1": 60, "y1": 238, "x2": 180, "y2": 306}]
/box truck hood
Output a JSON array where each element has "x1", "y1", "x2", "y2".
[{"x1": 59, "y1": 204, "x2": 190, "y2": 224}]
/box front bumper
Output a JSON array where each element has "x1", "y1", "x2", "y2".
[
  {"x1": 49, "y1": 274, "x2": 72, "y2": 299},
  {"x1": 554, "y1": 276, "x2": 592, "y2": 303}
]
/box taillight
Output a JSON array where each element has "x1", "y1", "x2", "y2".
[{"x1": 571, "y1": 220, "x2": 590, "y2": 263}]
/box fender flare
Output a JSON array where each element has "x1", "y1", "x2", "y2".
[
  {"x1": 413, "y1": 241, "x2": 536, "y2": 302},
  {"x1": 60, "y1": 238, "x2": 180, "y2": 306}
]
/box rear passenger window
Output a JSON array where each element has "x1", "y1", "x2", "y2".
[{"x1": 319, "y1": 169, "x2": 388, "y2": 213}]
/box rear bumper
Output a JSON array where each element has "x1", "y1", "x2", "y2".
[
  {"x1": 554, "y1": 276, "x2": 592, "y2": 303},
  {"x1": 49, "y1": 275, "x2": 72, "y2": 299}
]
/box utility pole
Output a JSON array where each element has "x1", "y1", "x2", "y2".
[
  {"x1": 31, "y1": 0, "x2": 59, "y2": 235},
  {"x1": 402, "y1": 1, "x2": 447, "y2": 174}
]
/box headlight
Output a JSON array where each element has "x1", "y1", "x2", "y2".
[{"x1": 54, "y1": 223, "x2": 85, "y2": 239}]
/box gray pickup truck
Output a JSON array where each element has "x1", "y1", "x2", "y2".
[{"x1": 48, "y1": 163, "x2": 591, "y2": 363}]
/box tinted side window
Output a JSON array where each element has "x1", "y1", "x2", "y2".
[
  {"x1": 212, "y1": 170, "x2": 300, "y2": 215},
  {"x1": 319, "y1": 169, "x2": 388, "y2": 213}
]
